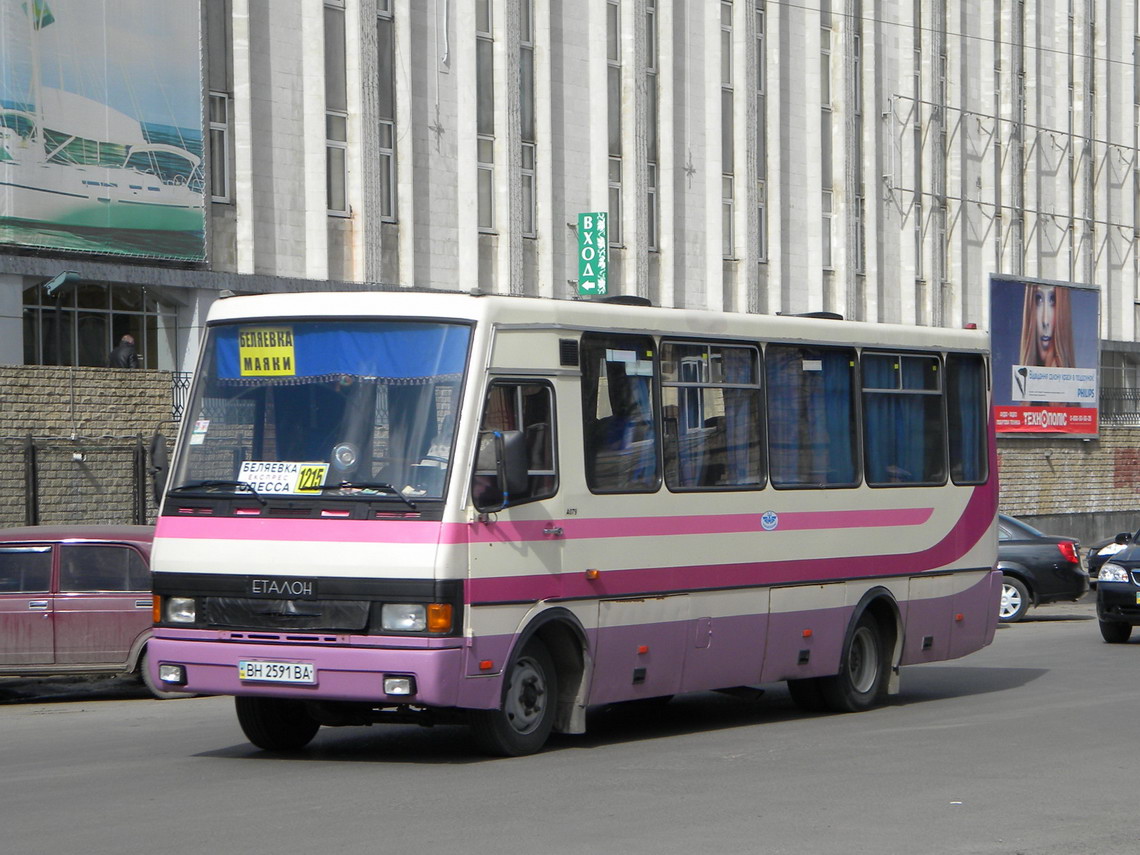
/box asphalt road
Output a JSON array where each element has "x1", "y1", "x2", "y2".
[{"x1": 2, "y1": 595, "x2": 1132, "y2": 855}]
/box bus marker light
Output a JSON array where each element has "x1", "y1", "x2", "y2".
[
  {"x1": 955, "y1": 613, "x2": 964, "y2": 622},
  {"x1": 802, "y1": 629, "x2": 813, "y2": 638},
  {"x1": 637, "y1": 645, "x2": 649, "y2": 655},
  {"x1": 427, "y1": 603, "x2": 453, "y2": 633},
  {"x1": 586, "y1": 569, "x2": 600, "y2": 580},
  {"x1": 479, "y1": 660, "x2": 494, "y2": 671}
]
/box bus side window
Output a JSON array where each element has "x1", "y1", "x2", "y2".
[
  {"x1": 946, "y1": 353, "x2": 988, "y2": 485},
  {"x1": 472, "y1": 381, "x2": 557, "y2": 510},
  {"x1": 862, "y1": 352, "x2": 947, "y2": 486},
  {"x1": 581, "y1": 333, "x2": 660, "y2": 493}
]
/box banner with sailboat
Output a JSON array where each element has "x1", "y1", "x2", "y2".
[{"x1": 0, "y1": 0, "x2": 205, "y2": 261}]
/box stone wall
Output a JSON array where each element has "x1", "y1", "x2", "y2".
[
  {"x1": 0, "y1": 366, "x2": 174, "y2": 527},
  {"x1": 997, "y1": 429, "x2": 1140, "y2": 544}
]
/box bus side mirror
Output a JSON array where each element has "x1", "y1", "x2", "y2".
[
  {"x1": 148, "y1": 432, "x2": 169, "y2": 506},
  {"x1": 473, "y1": 429, "x2": 529, "y2": 513},
  {"x1": 495, "y1": 430, "x2": 529, "y2": 509}
]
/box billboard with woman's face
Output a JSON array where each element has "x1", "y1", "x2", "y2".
[{"x1": 990, "y1": 275, "x2": 1100, "y2": 437}]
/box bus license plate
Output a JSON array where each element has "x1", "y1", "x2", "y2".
[{"x1": 238, "y1": 660, "x2": 316, "y2": 684}]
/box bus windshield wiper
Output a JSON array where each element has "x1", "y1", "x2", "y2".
[
  {"x1": 168, "y1": 480, "x2": 268, "y2": 505},
  {"x1": 317, "y1": 481, "x2": 417, "y2": 510}
]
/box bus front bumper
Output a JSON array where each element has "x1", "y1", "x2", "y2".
[{"x1": 147, "y1": 635, "x2": 474, "y2": 707}]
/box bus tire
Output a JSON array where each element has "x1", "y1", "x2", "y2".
[
  {"x1": 819, "y1": 612, "x2": 888, "y2": 713},
  {"x1": 1099, "y1": 620, "x2": 1132, "y2": 644},
  {"x1": 470, "y1": 639, "x2": 558, "y2": 757},
  {"x1": 235, "y1": 696, "x2": 320, "y2": 752}
]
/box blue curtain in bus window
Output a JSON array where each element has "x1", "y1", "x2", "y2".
[
  {"x1": 863, "y1": 355, "x2": 945, "y2": 486},
  {"x1": 214, "y1": 322, "x2": 471, "y2": 383},
  {"x1": 722, "y1": 347, "x2": 762, "y2": 486},
  {"x1": 767, "y1": 346, "x2": 857, "y2": 487},
  {"x1": 947, "y1": 354, "x2": 987, "y2": 484}
]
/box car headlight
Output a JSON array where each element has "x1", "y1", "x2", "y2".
[
  {"x1": 1098, "y1": 563, "x2": 1132, "y2": 584},
  {"x1": 165, "y1": 596, "x2": 197, "y2": 623},
  {"x1": 1097, "y1": 542, "x2": 1128, "y2": 558}
]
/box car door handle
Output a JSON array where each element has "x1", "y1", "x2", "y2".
[
  {"x1": 543, "y1": 526, "x2": 564, "y2": 537},
  {"x1": 27, "y1": 600, "x2": 49, "y2": 610},
  {"x1": 135, "y1": 599, "x2": 152, "y2": 609}
]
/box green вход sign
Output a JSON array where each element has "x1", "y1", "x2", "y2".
[{"x1": 577, "y1": 212, "x2": 608, "y2": 296}]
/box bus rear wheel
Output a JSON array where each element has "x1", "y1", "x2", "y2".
[
  {"x1": 469, "y1": 639, "x2": 558, "y2": 757},
  {"x1": 819, "y1": 612, "x2": 889, "y2": 712},
  {"x1": 235, "y1": 696, "x2": 320, "y2": 752}
]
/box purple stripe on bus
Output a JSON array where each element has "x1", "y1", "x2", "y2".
[{"x1": 466, "y1": 483, "x2": 997, "y2": 604}]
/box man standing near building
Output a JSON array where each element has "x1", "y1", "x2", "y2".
[{"x1": 109, "y1": 334, "x2": 139, "y2": 369}]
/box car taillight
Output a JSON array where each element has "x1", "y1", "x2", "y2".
[{"x1": 1057, "y1": 541, "x2": 1080, "y2": 564}]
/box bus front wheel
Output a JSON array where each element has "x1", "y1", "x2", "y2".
[
  {"x1": 469, "y1": 639, "x2": 558, "y2": 757},
  {"x1": 235, "y1": 696, "x2": 320, "y2": 752},
  {"x1": 819, "y1": 612, "x2": 888, "y2": 713}
]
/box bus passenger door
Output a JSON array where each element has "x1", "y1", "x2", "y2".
[{"x1": 466, "y1": 380, "x2": 564, "y2": 672}]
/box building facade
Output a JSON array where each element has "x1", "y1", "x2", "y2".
[{"x1": 2, "y1": 0, "x2": 1140, "y2": 535}]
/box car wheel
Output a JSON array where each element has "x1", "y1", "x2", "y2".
[
  {"x1": 818, "y1": 612, "x2": 889, "y2": 713},
  {"x1": 138, "y1": 648, "x2": 197, "y2": 700},
  {"x1": 469, "y1": 639, "x2": 557, "y2": 757},
  {"x1": 1099, "y1": 620, "x2": 1132, "y2": 644},
  {"x1": 999, "y1": 575, "x2": 1030, "y2": 622},
  {"x1": 235, "y1": 696, "x2": 320, "y2": 752}
]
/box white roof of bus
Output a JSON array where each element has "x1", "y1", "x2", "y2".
[{"x1": 205, "y1": 290, "x2": 989, "y2": 352}]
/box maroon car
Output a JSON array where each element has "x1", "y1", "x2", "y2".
[{"x1": 0, "y1": 525, "x2": 182, "y2": 698}]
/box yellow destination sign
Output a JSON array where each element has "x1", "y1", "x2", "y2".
[{"x1": 239, "y1": 326, "x2": 296, "y2": 376}]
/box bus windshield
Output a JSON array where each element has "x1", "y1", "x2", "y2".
[{"x1": 170, "y1": 319, "x2": 471, "y2": 502}]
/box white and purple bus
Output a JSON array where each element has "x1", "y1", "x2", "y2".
[{"x1": 148, "y1": 291, "x2": 999, "y2": 755}]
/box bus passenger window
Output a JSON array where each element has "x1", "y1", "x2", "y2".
[
  {"x1": 581, "y1": 333, "x2": 660, "y2": 493},
  {"x1": 862, "y1": 353, "x2": 947, "y2": 486},
  {"x1": 766, "y1": 345, "x2": 859, "y2": 488},
  {"x1": 946, "y1": 354, "x2": 988, "y2": 485},
  {"x1": 661, "y1": 340, "x2": 765, "y2": 490},
  {"x1": 472, "y1": 381, "x2": 557, "y2": 510}
]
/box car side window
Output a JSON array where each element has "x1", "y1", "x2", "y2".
[
  {"x1": 0, "y1": 547, "x2": 52, "y2": 593},
  {"x1": 60, "y1": 545, "x2": 149, "y2": 593}
]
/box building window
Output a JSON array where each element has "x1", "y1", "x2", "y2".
[
  {"x1": 377, "y1": 4, "x2": 397, "y2": 220},
  {"x1": 205, "y1": 0, "x2": 233, "y2": 204},
  {"x1": 520, "y1": 0, "x2": 536, "y2": 237},
  {"x1": 646, "y1": 0, "x2": 658, "y2": 250},
  {"x1": 208, "y1": 93, "x2": 230, "y2": 202},
  {"x1": 477, "y1": 0, "x2": 495, "y2": 231},
  {"x1": 755, "y1": 2, "x2": 766, "y2": 261},
  {"x1": 722, "y1": 1, "x2": 734, "y2": 258},
  {"x1": 23, "y1": 283, "x2": 178, "y2": 370},
  {"x1": 821, "y1": 11, "x2": 832, "y2": 270},
  {"x1": 325, "y1": 1, "x2": 348, "y2": 215},
  {"x1": 607, "y1": 0, "x2": 622, "y2": 246}
]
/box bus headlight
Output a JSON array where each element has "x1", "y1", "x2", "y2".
[
  {"x1": 382, "y1": 603, "x2": 426, "y2": 631},
  {"x1": 379, "y1": 603, "x2": 452, "y2": 633},
  {"x1": 1099, "y1": 563, "x2": 1132, "y2": 584},
  {"x1": 165, "y1": 596, "x2": 197, "y2": 623}
]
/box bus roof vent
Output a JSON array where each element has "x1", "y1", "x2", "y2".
[
  {"x1": 777, "y1": 310, "x2": 844, "y2": 320},
  {"x1": 599, "y1": 295, "x2": 652, "y2": 307},
  {"x1": 559, "y1": 338, "x2": 580, "y2": 367}
]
